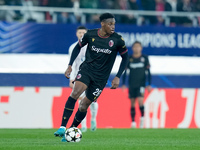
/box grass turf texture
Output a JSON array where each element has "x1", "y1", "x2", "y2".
[{"x1": 0, "y1": 129, "x2": 200, "y2": 150}]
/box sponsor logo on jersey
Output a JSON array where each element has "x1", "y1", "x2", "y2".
[
  {"x1": 130, "y1": 62, "x2": 144, "y2": 68},
  {"x1": 77, "y1": 74, "x2": 82, "y2": 79},
  {"x1": 91, "y1": 46, "x2": 112, "y2": 54},
  {"x1": 109, "y1": 40, "x2": 114, "y2": 47}
]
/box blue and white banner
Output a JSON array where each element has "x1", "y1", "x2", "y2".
[
  {"x1": 0, "y1": 54, "x2": 199, "y2": 88},
  {"x1": 0, "y1": 22, "x2": 200, "y2": 56},
  {"x1": 119, "y1": 25, "x2": 200, "y2": 56}
]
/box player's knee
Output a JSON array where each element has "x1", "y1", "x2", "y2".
[
  {"x1": 138, "y1": 97, "x2": 144, "y2": 106},
  {"x1": 71, "y1": 90, "x2": 81, "y2": 99},
  {"x1": 79, "y1": 102, "x2": 89, "y2": 112},
  {"x1": 79, "y1": 105, "x2": 87, "y2": 112}
]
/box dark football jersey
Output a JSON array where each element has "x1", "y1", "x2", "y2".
[
  {"x1": 127, "y1": 54, "x2": 150, "y2": 88},
  {"x1": 78, "y1": 29, "x2": 128, "y2": 81}
]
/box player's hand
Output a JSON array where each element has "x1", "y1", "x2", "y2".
[
  {"x1": 121, "y1": 85, "x2": 126, "y2": 92},
  {"x1": 65, "y1": 65, "x2": 72, "y2": 79},
  {"x1": 146, "y1": 85, "x2": 152, "y2": 93},
  {"x1": 110, "y1": 77, "x2": 120, "y2": 89}
]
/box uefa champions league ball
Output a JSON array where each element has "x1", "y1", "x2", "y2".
[{"x1": 65, "y1": 127, "x2": 82, "y2": 142}]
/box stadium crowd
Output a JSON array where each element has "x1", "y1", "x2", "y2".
[{"x1": 0, "y1": 0, "x2": 200, "y2": 26}]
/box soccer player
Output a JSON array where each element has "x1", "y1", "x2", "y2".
[
  {"x1": 68, "y1": 26, "x2": 98, "y2": 132},
  {"x1": 54, "y1": 13, "x2": 128, "y2": 142},
  {"x1": 122, "y1": 41, "x2": 152, "y2": 128}
]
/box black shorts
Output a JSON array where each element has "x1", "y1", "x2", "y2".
[
  {"x1": 129, "y1": 87, "x2": 145, "y2": 98},
  {"x1": 75, "y1": 69, "x2": 107, "y2": 102}
]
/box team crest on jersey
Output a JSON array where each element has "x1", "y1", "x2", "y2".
[
  {"x1": 141, "y1": 57, "x2": 145, "y2": 62},
  {"x1": 92, "y1": 38, "x2": 95, "y2": 42},
  {"x1": 130, "y1": 58, "x2": 134, "y2": 62},
  {"x1": 109, "y1": 40, "x2": 114, "y2": 47},
  {"x1": 77, "y1": 74, "x2": 82, "y2": 79}
]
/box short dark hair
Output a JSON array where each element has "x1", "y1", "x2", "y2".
[
  {"x1": 132, "y1": 41, "x2": 142, "y2": 47},
  {"x1": 76, "y1": 26, "x2": 87, "y2": 31},
  {"x1": 99, "y1": 13, "x2": 115, "y2": 22}
]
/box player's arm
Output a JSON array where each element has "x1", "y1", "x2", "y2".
[
  {"x1": 65, "y1": 32, "x2": 89, "y2": 79},
  {"x1": 111, "y1": 53, "x2": 128, "y2": 89},
  {"x1": 146, "y1": 68, "x2": 151, "y2": 85},
  {"x1": 111, "y1": 37, "x2": 129, "y2": 89},
  {"x1": 146, "y1": 68, "x2": 152, "y2": 93},
  {"x1": 121, "y1": 69, "x2": 127, "y2": 90},
  {"x1": 145, "y1": 56, "x2": 152, "y2": 92},
  {"x1": 122, "y1": 57, "x2": 130, "y2": 90}
]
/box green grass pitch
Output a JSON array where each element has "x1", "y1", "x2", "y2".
[{"x1": 0, "y1": 129, "x2": 200, "y2": 150}]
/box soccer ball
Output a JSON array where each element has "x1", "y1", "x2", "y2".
[{"x1": 65, "y1": 127, "x2": 82, "y2": 142}]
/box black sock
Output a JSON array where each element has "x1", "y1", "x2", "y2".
[
  {"x1": 131, "y1": 107, "x2": 136, "y2": 122},
  {"x1": 139, "y1": 106, "x2": 144, "y2": 117},
  {"x1": 61, "y1": 96, "x2": 77, "y2": 127},
  {"x1": 71, "y1": 109, "x2": 87, "y2": 127}
]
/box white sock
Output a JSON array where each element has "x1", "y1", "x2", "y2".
[
  {"x1": 131, "y1": 122, "x2": 136, "y2": 128},
  {"x1": 81, "y1": 115, "x2": 87, "y2": 129},
  {"x1": 140, "y1": 117, "x2": 144, "y2": 128},
  {"x1": 79, "y1": 99, "x2": 87, "y2": 128},
  {"x1": 90, "y1": 102, "x2": 98, "y2": 122},
  {"x1": 60, "y1": 126, "x2": 66, "y2": 130}
]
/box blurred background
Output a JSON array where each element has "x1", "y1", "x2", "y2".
[{"x1": 0, "y1": 0, "x2": 200, "y2": 129}]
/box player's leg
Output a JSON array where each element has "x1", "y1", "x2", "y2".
[
  {"x1": 61, "y1": 96, "x2": 92, "y2": 142},
  {"x1": 70, "y1": 96, "x2": 92, "y2": 127},
  {"x1": 79, "y1": 92, "x2": 87, "y2": 132},
  {"x1": 90, "y1": 102, "x2": 98, "y2": 131},
  {"x1": 138, "y1": 96, "x2": 144, "y2": 128},
  {"x1": 130, "y1": 98, "x2": 136, "y2": 128},
  {"x1": 78, "y1": 100, "x2": 87, "y2": 132},
  {"x1": 138, "y1": 87, "x2": 145, "y2": 128},
  {"x1": 70, "y1": 80, "x2": 106, "y2": 128},
  {"x1": 129, "y1": 87, "x2": 137, "y2": 128},
  {"x1": 54, "y1": 81, "x2": 87, "y2": 137}
]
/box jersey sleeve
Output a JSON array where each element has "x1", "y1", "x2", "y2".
[
  {"x1": 127, "y1": 56, "x2": 131, "y2": 69},
  {"x1": 145, "y1": 55, "x2": 151, "y2": 85},
  {"x1": 68, "y1": 43, "x2": 76, "y2": 58},
  {"x1": 145, "y1": 56, "x2": 150, "y2": 69},
  {"x1": 78, "y1": 32, "x2": 89, "y2": 47},
  {"x1": 68, "y1": 45, "x2": 73, "y2": 57},
  {"x1": 117, "y1": 36, "x2": 128, "y2": 55}
]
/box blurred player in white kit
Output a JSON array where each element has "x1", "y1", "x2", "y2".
[{"x1": 68, "y1": 26, "x2": 98, "y2": 132}]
